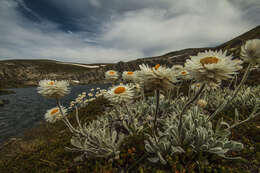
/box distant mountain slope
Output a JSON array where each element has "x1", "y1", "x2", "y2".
[
  {"x1": 0, "y1": 59, "x2": 111, "y2": 88},
  {"x1": 104, "y1": 25, "x2": 260, "y2": 85},
  {"x1": 0, "y1": 25, "x2": 259, "y2": 88}
]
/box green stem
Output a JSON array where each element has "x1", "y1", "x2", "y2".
[
  {"x1": 208, "y1": 63, "x2": 252, "y2": 121},
  {"x1": 56, "y1": 98, "x2": 80, "y2": 134},
  {"x1": 179, "y1": 83, "x2": 206, "y2": 117},
  {"x1": 154, "y1": 89, "x2": 160, "y2": 133},
  {"x1": 226, "y1": 104, "x2": 260, "y2": 130},
  {"x1": 178, "y1": 83, "x2": 205, "y2": 144}
]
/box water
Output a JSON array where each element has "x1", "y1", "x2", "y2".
[{"x1": 0, "y1": 84, "x2": 110, "y2": 143}]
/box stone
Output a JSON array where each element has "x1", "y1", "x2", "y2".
[
  {"x1": 0, "y1": 100, "x2": 4, "y2": 107},
  {"x1": 0, "y1": 99, "x2": 9, "y2": 106}
]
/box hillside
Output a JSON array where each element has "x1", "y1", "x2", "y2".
[
  {"x1": 1, "y1": 25, "x2": 260, "y2": 88},
  {"x1": 104, "y1": 25, "x2": 260, "y2": 85},
  {"x1": 0, "y1": 59, "x2": 111, "y2": 88}
]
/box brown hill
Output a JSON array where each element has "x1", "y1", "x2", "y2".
[
  {"x1": 103, "y1": 25, "x2": 260, "y2": 85},
  {"x1": 0, "y1": 25, "x2": 259, "y2": 88}
]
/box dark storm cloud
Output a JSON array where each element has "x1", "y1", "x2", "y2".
[{"x1": 0, "y1": 0, "x2": 259, "y2": 63}]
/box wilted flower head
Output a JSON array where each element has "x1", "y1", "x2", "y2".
[
  {"x1": 190, "y1": 83, "x2": 202, "y2": 91},
  {"x1": 105, "y1": 70, "x2": 119, "y2": 81},
  {"x1": 38, "y1": 80, "x2": 70, "y2": 98},
  {"x1": 137, "y1": 64, "x2": 178, "y2": 92},
  {"x1": 122, "y1": 71, "x2": 135, "y2": 82},
  {"x1": 45, "y1": 106, "x2": 67, "y2": 123},
  {"x1": 184, "y1": 50, "x2": 243, "y2": 84},
  {"x1": 191, "y1": 82, "x2": 219, "y2": 91},
  {"x1": 105, "y1": 84, "x2": 134, "y2": 103},
  {"x1": 197, "y1": 99, "x2": 207, "y2": 108},
  {"x1": 240, "y1": 39, "x2": 260, "y2": 64}
]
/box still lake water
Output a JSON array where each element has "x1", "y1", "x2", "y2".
[{"x1": 0, "y1": 84, "x2": 110, "y2": 143}]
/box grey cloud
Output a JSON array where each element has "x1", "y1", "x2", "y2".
[{"x1": 0, "y1": 0, "x2": 259, "y2": 63}]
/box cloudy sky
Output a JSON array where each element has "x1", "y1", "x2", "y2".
[{"x1": 0, "y1": 0, "x2": 259, "y2": 63}]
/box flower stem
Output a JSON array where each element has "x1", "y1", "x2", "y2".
[
  {"x1": 208, "y1": 63, "x2": 252, "y2": 121},
  {"x1": 154, "y1": 89, "x2": 160, "y2": 133},
  {"x1": 179, "y1": 83, "x2": 206, "y2": 117},
  {"x1": 56, "y1": 98, "x2": 80, "y2": 134},
  {"x1": 178, "y1": 83, "x2": 205, "y2": 144},
  {"x1": 226, "y1": 103, "x2": 259, "y2": 130}
]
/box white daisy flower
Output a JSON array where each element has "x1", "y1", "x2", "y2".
[
  {"x1": 177, "y1": 70, "x2": 192, "y2": 80},
  {"x1": 105, "y1": 84, "x2": 134, "y2": 103},
  {"x1": 122, "y1": 71, "x2": 135, "y2": 82},
  {"x1": 131, "y1": 70, "x2": 143, "y2": 83},
  {"x1": 44, "y1": 106, "x2": 67, "y2": 123},
  {"x1": 171, "y1": 65, "x2": 184, "y2": 72},
  {"x1": 37, "y1": 80, "x2": 70, "y2": 98},
  {"x1": 137, "y1": 64, "x2": 178, "y2": 92},
  {"x1": 184, "y1": 50, "x2": 243, "y2": 84},
  {"x1": 105, "y1": 70, "x2": 119, "y2": 81},
  {"x1": 240, "y1": 39, "x2": 260, "y2": 64},
  {"x1": 88, "y1": 93, "x2": 94, "y2": 97}
]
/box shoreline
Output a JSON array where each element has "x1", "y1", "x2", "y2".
[
  {"x1": 0, "y1": 80, "x2": 106, "y2": 90},
  {"x1": 0, "y1": 89, "x2": 15, "y2": 96}
]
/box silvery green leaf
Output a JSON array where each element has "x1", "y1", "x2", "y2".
[
  {"x1": 71, "y1": 137, "x2": 82, "y2": 148},
  {"x1": 234, "y1": 108, "x2": 239, "y2": 123},
  {"x1": 216, "y1": 154, "x2": 247, "y2": 162},
  {"x1": 220, "y1": 121, "x2": 230, "y2": 129},
  {"x1": 122, "y1": 120, "x2": 131, "y2": 133},
  {"x1": 158, "y1": 134, "x2": 168, "y2": 141},
  {"x1": 200, "y1": 144, "x2": 208, "y2": 150},
  {"x1": 157, "y1": 152, "x2": 167, "y2": 165},
  {"x1": 171, "y1": 146, "x2": 185, "y2": 153},
  {"x1": 145, "y1": 143, "x2": 154, "y2": 153},
  {"x1": 73, "y1": 154, "x2": 85, "y2": 162},
  {"x1": 111, "y1": 131, "x2": 117, "y2": 144},
  {"x1": 225, "y1": 141, "x2": 244, "y2": 151},
  {"x1": 162, "y1": 143, "x2": 168, "y2": 151},
  {"x1": 209, "y1": 147, "x2": 229, "y2": 155},
  {"x1": 148, "y1": 157, "x2": 159, "y2": 163}
]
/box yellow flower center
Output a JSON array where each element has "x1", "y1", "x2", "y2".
[
  {"x1": 155, "y1": 64, "x2": 160, "y2": 70},
  {"x1": 200, "y1": 57, "x2": 219, "y2": 65},
  {"x1": 181, "y1": 71, "x2": 187, "y2": 75},
  {"x1": 196, "y1": 83, "x2": 201, "y2": 87},
  {"x1": 51, "y1": 108, "x2": 59, "y2": 115},
  {"x1": 114, "y1": 87, "x2": 126, "y2": 94},
  {"x1": 49, "y1": 81, "x2": 55, "y2": 85},
  {"x1": 127, "y1": 71, "x2": 134, "y2": 75},
  {"x1": 109, "y1": 71, "x2": 115, "y2": 75}
]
